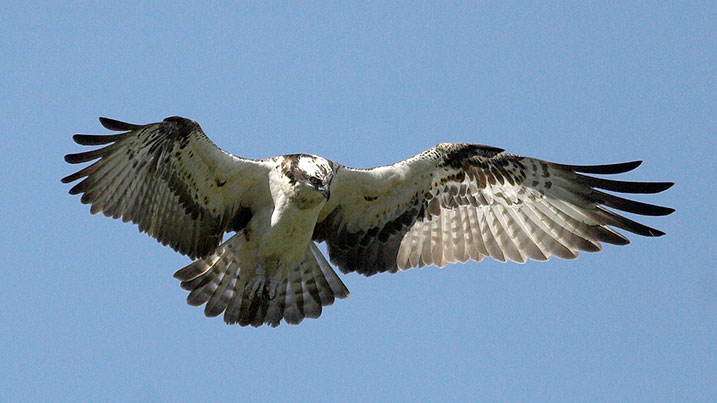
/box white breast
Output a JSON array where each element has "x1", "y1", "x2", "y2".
[{"x1": 248, "y1": 169, "x2": 327, "y2": 272}]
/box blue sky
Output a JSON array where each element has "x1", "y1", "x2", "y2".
[{"x1": 1, "y1": 2, "x2": 714, "y2": 401}]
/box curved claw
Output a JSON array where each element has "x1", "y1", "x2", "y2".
[{"x1": 261, "y1": 285, "x2": 277, "y2": 301}]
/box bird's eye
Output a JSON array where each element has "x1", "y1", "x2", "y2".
[{"x1": 309, "y1": 177, "x2": 322, "y2": 186}]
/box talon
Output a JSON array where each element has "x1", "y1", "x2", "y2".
[
  {"x1": 261, "y1": 286, "x2": 275, "y2": 301},
  {"x1": 246, "y1": 266, "x2": 268, "y2": 299}
]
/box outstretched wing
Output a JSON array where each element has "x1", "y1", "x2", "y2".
[
  {"x1": 62, "y1": 116, "x2": 272, "y2": 259},
  {"x1": 314, "y1": 143, "x2": 674, "y2": 276}
]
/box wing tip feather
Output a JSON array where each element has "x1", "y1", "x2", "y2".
[
  {"x1": 562, "y1": 160, "x2": 643, "y2": 174},
  {"x1": 646, "y1": 228, "x2": 666, "y2": 237},
  {"x1": 63, "y1": 150, "x2": 102, "y2": 164},
  {"x1": 577, "y1": 174, "x2": 675, "y2": 195},
  {"x1": 98, "y1": 117, "x2": 144, "y2": 131},
  {"x1": 63, "y1": 153, "x2": 86, "y2": 164},
  {"x1": 60, "y1": 173, "x2": 76, "y2": 184},
  {"x1": 72, "y1": 133, "x2": 124, "y2": 146}
]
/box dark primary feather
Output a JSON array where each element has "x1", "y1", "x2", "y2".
[
  {"x1": 99, "y1": 117, "x2": 145, "y2": 131},
  {"x1": 72, "y1": 133, "x2": 126, "y2": 146},
  {"x1": 575, "y1": 173, "x2": 673, "y2": 194},
  {"x1": 588, "y1": 189, "x2": 674, "y2": 216},
  {"x1": 555, "y1": 160, "x2": 643, "y2": 174}
]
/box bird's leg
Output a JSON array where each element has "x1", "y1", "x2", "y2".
[
  {"x1": 246, "y1": 263, "x2": 267, "y2": 299},
  {"x1": 262, "y1": 274, "x2": 280, "y2": 301},
  {"x1": 246, "y1": 261, "x2": 281, "y2": 301}
]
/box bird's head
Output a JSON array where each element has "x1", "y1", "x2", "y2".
[{"x1": 280, "y1": 154, "x2": 335, "y2": 206}]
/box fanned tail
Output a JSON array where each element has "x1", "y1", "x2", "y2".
[{"x1": 173, "y1": 238, "x2": 349, "y2": 327}]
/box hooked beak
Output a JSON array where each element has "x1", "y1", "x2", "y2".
[{"x1": 319, "y1": 184, "x2": 331, "y2": 201}]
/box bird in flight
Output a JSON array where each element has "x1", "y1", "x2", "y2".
[{"x1": 62, "y1": 116, "x2": 674, "y2": 327}]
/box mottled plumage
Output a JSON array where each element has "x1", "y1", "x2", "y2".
[{"x1": 63, "y1": 116, "x2": 674, "y2": 327}]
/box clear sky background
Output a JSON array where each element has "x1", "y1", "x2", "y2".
[{"x1": 1, "y1": 2, "x2": 714, "y2": 402}]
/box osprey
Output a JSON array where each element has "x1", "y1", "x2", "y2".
[{"x1": 62, "y1": 116, "x2": 674, "y2": 327}]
